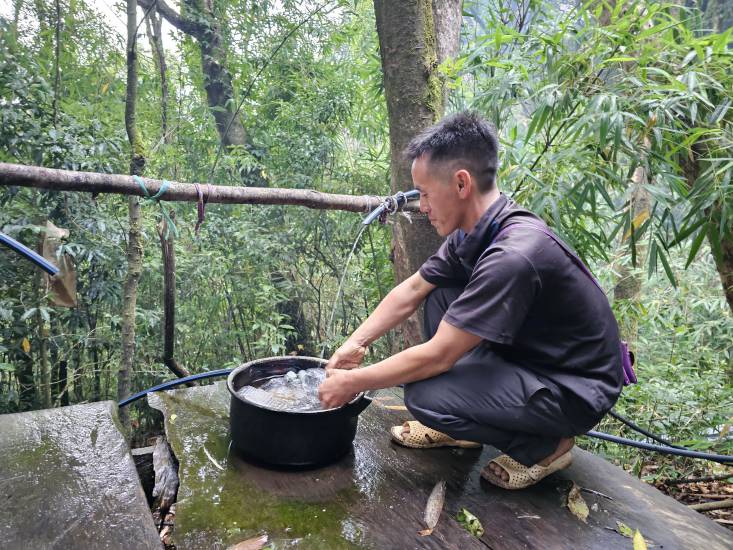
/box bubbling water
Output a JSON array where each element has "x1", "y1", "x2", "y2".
[{"x1": 237, "y1": 368, "x2": 327, "y2": 411}]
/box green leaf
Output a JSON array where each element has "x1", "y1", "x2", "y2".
[
  {"x1": 648, "y1": 240, "x2": 658, "y2": 279},
  {"x1": 600, "y1": 56, "x2": 637, "y2": 66},
  {"x1": 616, "y1": 521, "x2": 633, "y2": 538},
  {"x1": 20, "y1": 308, "x2": 37, "y2": 322},
  {"x1": 456, "y1": 508, "x2": 484, "y2": 538},
  {"x1": 708, "y1": 98, "x2": 732, "y2": 125},
  {"x1": 685, "y1": 225, "x2": 708, "y2": 268},
  {"x1": 657, "y1": 244, "x2": 677, "y2": 287},
  {"x1": 680, "y1": 50, "x2": 697, "y2": 67},
  {"x1": 633, "y1": 530, "x2": 648, "y2": 550}
]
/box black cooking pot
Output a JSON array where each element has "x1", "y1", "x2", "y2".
[{"x1": 226, "y1": 356, "x2": 372, "y2": 469}]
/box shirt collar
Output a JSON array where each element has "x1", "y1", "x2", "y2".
[{"x1": 455, "y1": 193, "x2": 509, "y2": 267}]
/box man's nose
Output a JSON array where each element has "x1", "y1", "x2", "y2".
[{"x1": 419, "y1": 196, "x2": 429, "y2": 213}]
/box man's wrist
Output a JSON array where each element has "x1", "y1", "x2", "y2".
[
  {"x1": 347, "y1": 368, "x2": 366, "y2": 393},
  {"x1": 350, "y1": 335, "x2": 370, "y2": 349}
]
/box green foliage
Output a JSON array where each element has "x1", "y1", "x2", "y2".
[
  {"x1": 0, "y1": 0, "x2": 391, "y2": 417},
  {"x1": 586, "y1": 245, "x2": 733, "y2": 471},
  {"x1": 454, "y1": 1, "x2": 733, "y2": 272}
]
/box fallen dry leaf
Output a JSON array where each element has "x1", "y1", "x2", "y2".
[
  {"x1": 567, "y1": 482, "x2": 589, "y2": 523},
  {"x1": 227, "y1": 533, "x2": 268, "y2": 550},
  {"x1": 383, "y1": 405, "x2": 409, "y2": 411},
  {"x1": 419, "y1": 480, "x2": 446, "y2": 536}
]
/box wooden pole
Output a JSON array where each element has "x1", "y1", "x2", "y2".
[{"x1": 0, "y1": 162, "x2": 407, "y2": 214}]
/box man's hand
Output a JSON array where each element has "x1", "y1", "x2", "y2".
[
  {"x1": 326, "y1": 340, "x2": 367, "y2": 371},
  {"x1": 319, "y1": 368, "x2": 359, "y2": 409}
]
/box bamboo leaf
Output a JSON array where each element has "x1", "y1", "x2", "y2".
[
  {"x1": 633, "y1": 530, "x2": 648, "y2": 550},
  {"x1": 648, "y1": 240, "x2": 658, "y2": 278},
  {"x1": 657, "y1": 244, "x2": 677, "y2": 287},
  {"x1": 685, "y1": 225, "x2": 708, "y2": 268},
  {"x1": 708, "y1": 97, "x2": 731, "y2": 124},
  {"x1": 680, "y1": 50, "x2": 697, "y2": 67}
]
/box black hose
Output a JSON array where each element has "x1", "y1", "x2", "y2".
[
  {"x1": 117, "y1": 368, "x2": 232, "y2": 408},
  {"x1": 118, "y1": 371, "x2": 733, "y2": 464},
  {"x1": 608, "y1": 410, "x2": 684, "y2": 449},
  {"x1": 586, "y1": 430, "x2": 733, "y2": 464}
]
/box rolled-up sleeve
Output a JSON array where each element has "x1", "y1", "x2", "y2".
[{"x1": 419, "y1": 234, "x2": 469, "y2": 287}]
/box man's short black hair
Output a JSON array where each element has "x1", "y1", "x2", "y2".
[{"x1": 404, "y1": 111, "x2": 499, "y2": 193}]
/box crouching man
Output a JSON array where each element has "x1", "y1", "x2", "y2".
[{"x1": 319, "y1": 112, "x2": 623, "y2": 489}]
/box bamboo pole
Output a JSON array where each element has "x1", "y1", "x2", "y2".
[{"x1": 0, "y1": 162, "x2": 408, "y2": 214}]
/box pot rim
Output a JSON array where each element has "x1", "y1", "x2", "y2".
[{"x1": 226, "y1": 355, "x2": 365, "y2": 415}]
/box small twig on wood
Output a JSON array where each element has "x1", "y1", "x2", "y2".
[
  {"x1": 688, "y1": 498, "x2": 733, "y2": 512},
  {"x1": 662, "y1": 473, "x2": 733, "y2": 485},
  {"x1": 581, "y1": 487, "x2": 614, "y2": 500}
]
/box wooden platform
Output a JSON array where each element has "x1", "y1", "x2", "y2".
[
  {"x1": 0, "y1": 401, "x2": 161, "y2": 550},
  {"x1": 149, "y1": 381, "x2": 733, "y2": 549}
]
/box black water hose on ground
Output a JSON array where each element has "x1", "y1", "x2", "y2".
[
  {"x1": 119, "y1": 370, "x2": 733, "y2": 464},
  {"x1": 585, "y1": 430, "x2": 732, "y2": 464},
  {"x1": 117, "y1": 368, "x2": 233, "y2": 408}
]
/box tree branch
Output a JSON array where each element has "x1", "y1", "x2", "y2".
[
  {"x1": 137, "y1": 0, "x2": 206, "y2": 38},
  {"x1": 0, "y1": 162, "x2": 412, "y2": 214}
]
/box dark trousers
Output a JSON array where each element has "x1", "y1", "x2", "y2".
[{"x1": 404, "y1": 287, "x2": 602, "y2": 466}]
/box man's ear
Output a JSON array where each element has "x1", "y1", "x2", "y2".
[{"x1": 455, "y1": 169, "x2": 471, "y2": 195}]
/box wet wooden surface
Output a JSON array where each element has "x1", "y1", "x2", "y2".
[
  {"x1": 150, "y1": 382, "x2": 733, "y2": 550},
  {"x1": 0, "y1": 401, "x2": 161, "y2": 550}
]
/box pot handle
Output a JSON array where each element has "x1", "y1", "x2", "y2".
[{"x1": 342, "y1": 390, "x2": 377, "y2": 416}]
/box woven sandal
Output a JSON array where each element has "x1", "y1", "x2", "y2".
[
  {"x1": 480, "y1": 451, "x2": 573, "y2": 490},
  {"x1": 390, "y1": 420, "x2": 482, "y2": 449}
]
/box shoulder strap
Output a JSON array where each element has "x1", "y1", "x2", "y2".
[
  {"x1": 489, "y1": 221, "x2": 637, "y2": 385},
  {"x1": 500, "y1": 222, "x2": 606, "y2": 296}
]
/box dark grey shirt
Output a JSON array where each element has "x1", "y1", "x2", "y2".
[{"x1": 419, "y1": 194, "x2": 623, "y2": 414}]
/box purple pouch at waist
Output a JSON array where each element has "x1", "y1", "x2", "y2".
[{"x1": 620, "y1": 340, "x2": 636, "y2": 385}]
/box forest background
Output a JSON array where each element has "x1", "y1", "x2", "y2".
[{"x1": 1, "y1": 0, "x2": 732, "y2": 486}]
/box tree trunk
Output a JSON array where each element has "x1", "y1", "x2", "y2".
[
  {"x1": 34, "y1": 266, "x2": 52, "y2": 408},
  {"x1": 373, "y1": 0, "x2": 462, "y2": 346},
  {"x1": 708, "y1": 213, "x2": 733, "y2": 314},
  {"x1": 681, "y1": 144, "x2": 733, "y2": 317},
  {"x1": 119, "y1": 0, "x2": 146, "y2": 429},
  {"x1": 16, "y1": 346, "x2": 36, "y2": 412},
  {"x1": 157, "y1": 212, "x2": 191, "y2": 379},
  {"x1": 613, "y1": 142, "x2": 651, "y2": 346},
  {"x1": 145, "y1": 9, "x2": 170, "y2": 143},
  {"x1": 52, "y1": 0, "x2": 61, "y2": 129},
  {"x1": 8, "y1": 1, "x2": 24, "y2": 53}
]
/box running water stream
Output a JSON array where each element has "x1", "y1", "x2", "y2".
[
  {"x1": 319, "y1": 224, "x2": 368, "y2": 358},
  {"x1": 238, "y1": 224, "x2": 371, "y2": 412}
]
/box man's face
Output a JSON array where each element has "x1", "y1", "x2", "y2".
[{"x1": 411, "y1": 156, "x2": 463, "y2": 237}]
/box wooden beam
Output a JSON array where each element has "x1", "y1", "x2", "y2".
[{"x1": 0, "y1": 163, "x2": 407, "y2": 214}]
